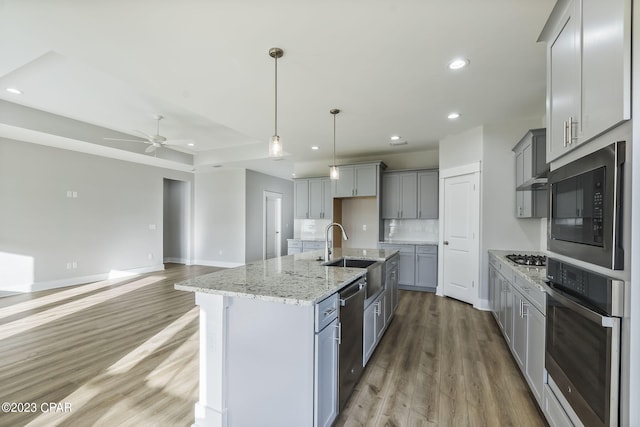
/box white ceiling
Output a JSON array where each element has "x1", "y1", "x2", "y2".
[{"x1": 0, "y1": 0, "x2": 555, "y2": 179}]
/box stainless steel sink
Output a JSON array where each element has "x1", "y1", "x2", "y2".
[
  {"x1": 323, "y1": 258, "x2": 378, "y2": 269},
  {"x1": 323, "y1": 258, "x2": 383, "y2": 303}
]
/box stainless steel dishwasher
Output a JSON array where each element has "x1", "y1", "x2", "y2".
[{"x1": 338, "y1": 275, "x2": 366, "y2": 410}]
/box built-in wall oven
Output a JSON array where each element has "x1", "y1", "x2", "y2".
[
  {"x1": 544, "y1": 258, "x2": 624, "y2": 427},
  {"x1": 548, "y1": 141, "x2": 625, "y2": 269}
]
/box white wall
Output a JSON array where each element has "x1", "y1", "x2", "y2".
[
  {"x1": 194, "y1": 169, "x2": 245, "y2": 267},
  {"x1": 438, "y1": 126, "x2": 483, "y2": 170},
  {"x1": 341, "y1": 197, "x2": 379, "y2": 249},
  {"x1": 0, "y1": 137, "x2": 192, "y2": 293},
  {"x1": 245, "y1": 170, "x2": 294, "y2": 263}
]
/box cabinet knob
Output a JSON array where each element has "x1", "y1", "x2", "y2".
[{"x1": 444, "y1": 241, "x2": 449, "y2": 245}]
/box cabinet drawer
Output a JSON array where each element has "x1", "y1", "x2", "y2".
[
  {"x1": 379, "y1": 243, "x2": 415, "y2": 254},
  {"x1": 416, "y1": 245, "x2": 437, "y2": 254},
  {"x1": 315, "y1": 294, "x2": 339, "y2": 332},
  {"x1": 288, "y1": 240, "x2": 302, "y2": 249},
  {"x1": 514, "y1": 275, "x2": 546, "y2": 314},
  {"x1": 303, "y1": 241, "x2": 324, "y2": 251}
]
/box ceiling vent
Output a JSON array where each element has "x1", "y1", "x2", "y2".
[{"x1": 389, "y1": 139, "x2": 408, "y2": 146}]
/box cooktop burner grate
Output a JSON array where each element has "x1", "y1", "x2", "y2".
[{"x1": 505, "y1": 254, "x2": 546, "y2": 267}]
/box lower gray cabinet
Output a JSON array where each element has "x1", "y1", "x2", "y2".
[
  {"x1": 415, "y1": 245, "x2": 437, "y2": 290},
  {"x1": 512, "y1": 289, "x2": 528, "y2": 370},
  {"x1": 363, "y1": 292, "x2": 386, "y2": 366},
  {"x1": 526, "y1": 305, "x2": 545, "y2": 405},
  {"x1": 315, "y1": 307, "x2": 338, "y2": 427}
]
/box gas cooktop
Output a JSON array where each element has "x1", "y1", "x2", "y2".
[{"x1": 505, "y1": 254, "x2": 546, "y2": 267}]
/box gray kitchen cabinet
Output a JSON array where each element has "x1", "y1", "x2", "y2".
[
  {"x1": 363, "y1": 291, "x2": 386, "y2": 366},
  {"x1": 381, "y1": 172, "x2": 417, "y2": 219},
  {"x1": 543, "y1": 0, "x2": 630, "y2": 162},
  {"x1": 499, "y1": 276, "x2": 513, "y2": 346},
  {"x1": 315, "y1": 294, "x2": 339, "y2": 427},
  {"x1": 386, "y1": 254, "x2": 399, "y2": 316},
  {"x1": 295, "y1": 178, "x2": 333, "y2": 219},
  {"x1": 314, "y1": 316, "x2": 338, "y2": 427},
  {"x1": 526, "y1": 303, "x2": 546, "y2": 406},
  {"x1": 288, "y1": 239, "x2": 303, "y2": 255},
  {"x1": 417, "y1": 170, "x2": 438, "y2": 219},
  {"x1": 295, "y1": 180, "x2": 311, "y2": 219},
  {"x1": 334, "y1": 163, "x2": 379, "y2": 197},
  {"x1": 513, "y1": 129, "x2": 547, "y2": 218},
  {"x1": 415, "y1": 245, "x2": 437, "y2": 290},
  {"x1": 512, "y1": 289, "x2": 528, "y2": 370}
]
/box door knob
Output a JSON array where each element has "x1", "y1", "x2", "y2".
[{"x1": 444, "y1": 240, "x2": 449, "y2": 245}]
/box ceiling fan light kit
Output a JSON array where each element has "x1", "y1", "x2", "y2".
[
  {"x1": 329, "y1": 108, "x2": 340, "y2": 180},
  {"x1": 268, "y1": 47, "x2": 284, "y2": 159}
]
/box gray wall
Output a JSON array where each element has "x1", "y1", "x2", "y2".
[
  {"x1": 245, "y1": 170, "x2": 294, "y2": 263},
  {"x1": 0, "y1": 137, "x2": 193, "y2": 292},
  {"x1": 194, "y1": 169, "x2": 246, "y2": 266},
  {"x1": 163, "y1": 178, "x2": 189, "y2": 263}
]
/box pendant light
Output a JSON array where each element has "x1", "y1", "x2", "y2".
[
  {"x1": 329, "y1": 109, "x2": 340, "y2": 179},
  {"x1": 268, "y1": 47, "x2": 284, "y2": 158}
]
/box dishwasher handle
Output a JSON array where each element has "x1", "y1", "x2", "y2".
[{"x1": 339, "y1": 280, "x2": 366, "y2": 306}]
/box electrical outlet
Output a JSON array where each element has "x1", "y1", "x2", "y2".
[
  {"x1": 66, "y1": 262, "x2": 72, "y2": 269},
  {"x1": 219, "y1": 250, "x2": 223, "y2": 255},
  {"x1": 72, "y1": 191, "x2": 78, "y2": 198},
  {"x1": 72, "y1": 261, "x2": 77, "y2": 269},
  {"x1": 149, "y1": 224, "x2": 156, "y2": 230},
  {"x1": 148, "y1": 253, "x2": 153, "y2": 260}
]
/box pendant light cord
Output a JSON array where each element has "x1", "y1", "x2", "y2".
[
  {"x1": 274, "y1": 55, "x2": 278, "y2": 136},
  {"x1": 332, "y1": 113, "x2": 336, "y2": 165}
]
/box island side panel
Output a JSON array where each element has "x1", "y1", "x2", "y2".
[
  {"x1": 226, "y1": 296, "x2": 315, "y2": 427},
  {"x1": 194, "y1": 293, "x2": 229, "y2": 427}
]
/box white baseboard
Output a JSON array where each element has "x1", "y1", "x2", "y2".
[
  {"x1": 475, "y1": 298, "x2": 491, "y2": 311},
  {"x1": 164, "y1": 257, "x2": 189, "y2": 264},
  {"x1": 27, "y1": 264, "x2": 166, "y2": 293},
  {"x1": 193, "y1": 259, "x2": 244, "y2": 269}
]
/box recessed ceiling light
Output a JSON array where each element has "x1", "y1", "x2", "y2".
[
  {"x1": 188, "y1": 143, "x2": 195, "y2": 147},
  {"x1": 311, "y1": 146, "x2": 319, "y2": 150},
  {"x1": 448, "y1": 58, "x2": 469, "y2": 70},
  {"x1": 448, "y1": 112, "x2": 461, "y2": 119},
  {"x1": 6, "y1": 87, "x2": 22, "y2": 95},
  {"x1": 390, "y1": 135, "x2": 401, "y2": 141}
]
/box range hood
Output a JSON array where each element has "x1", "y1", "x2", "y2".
[{"x1": 516, "y1": 176, "x2": 548, "y2": 191}]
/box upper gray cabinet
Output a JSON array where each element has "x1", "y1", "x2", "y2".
[
  {"x1": 382, "y1": 172, "x2": 417, "y2": 219},
  {"x1": 542, "y1": 0, "x2": 631, "y2": 162},
  {"x1": 513, "y1": 129, "x2": 547, "y2": 218},
  {"x1": 294, "y1": 177, "x2": 333, "y2": 219},
  {"x1": 381, "y1": 169, "x2": 438, "y2": 220},
  {"x1": 417, "y1": 170, "x2": 438, "y2": 219},
  {"x1": 333, "y1": 163, "x2": 379, "y2": 197}
]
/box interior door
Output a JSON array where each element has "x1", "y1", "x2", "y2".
[
  {"x1": 264, "y1": 192, "x2": 282, "y2": 259},
  {"x1": 441, "y1": 171, "x2": 479, "y2": 306}
]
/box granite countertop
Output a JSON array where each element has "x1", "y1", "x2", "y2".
[
  {"x1": 175, "y1": 248, "x2": 399, "y2": 306},
  {"x1": 488, "y1": 250, "x2": 547, "y2": 290},
  {"x1": 380, "y1": 240, "x2": 439, "y2": 245}
]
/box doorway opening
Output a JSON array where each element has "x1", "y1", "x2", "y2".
[
  {"x1": 163, "y1": 178, "x2": 191, "y2": 265},
  {"x1": 263, "y1": 191, "x2": 283, "y2": 260}
]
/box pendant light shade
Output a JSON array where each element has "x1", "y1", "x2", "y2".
[
  {"x1": 329, "y1": 108, "x2": 340, "y2": 180},
  {"x1": 268, "y1": 48, "x2": 284, "y2": 158}
]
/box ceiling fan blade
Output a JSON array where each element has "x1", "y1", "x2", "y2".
[
  {"x1": 133, "y1": 130, "x2": 154, "y2": 141},
  {"x1": 145, "y1": 144, "x2": 157, "y2": 153},
  {"x1": 104, "y1": 137, "x2": 145, "y2": 142}
]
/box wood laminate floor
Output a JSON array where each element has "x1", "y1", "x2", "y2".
[{"x1": 0, "y1": 264, "x2": 547, "y2": 427}]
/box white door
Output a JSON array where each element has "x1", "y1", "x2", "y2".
[
  {"x1": 441, "y1": 170, "x2": 479, "y2": 306},
  {"x1": 264, "y1": 191, "x2": 282, "y2": 260}
]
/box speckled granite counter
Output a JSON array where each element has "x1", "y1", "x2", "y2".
[
  {"x1": 175, "y1": 248, "x2": 398, "y2": 306},
  {"x1": 488, "y1": 250, "x2": 547, "y2": 290},
  {"x1": 379, "y1": 240, "x2": 439, "y2": 245}
]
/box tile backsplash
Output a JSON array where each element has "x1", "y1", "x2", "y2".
[
  {"x1": 384, "y1": 219, "x2": 439, "y2": 242},
  {"x1": 294, "y1": 219, "x2": 333, "y2": 240}
]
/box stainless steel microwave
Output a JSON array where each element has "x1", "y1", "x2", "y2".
[{"x1": 548, "y1": 141, "x2": 625, "y2": 270}]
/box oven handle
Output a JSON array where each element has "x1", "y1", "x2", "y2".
[{"x1": 544, "y1": 283, "x2": 617, "y2": 328}]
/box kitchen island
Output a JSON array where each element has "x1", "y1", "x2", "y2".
[{"x1": 175, "y1": 248, "x2": 398, "y2": 427}]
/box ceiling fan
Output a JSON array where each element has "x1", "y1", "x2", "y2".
[{"x1": 104, "y1": 115, "x2": 180, "y2": 153}]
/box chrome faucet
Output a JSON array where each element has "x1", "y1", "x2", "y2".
[{"x1": 325, "y1": 222, "x2": 348, "y2": 261}]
